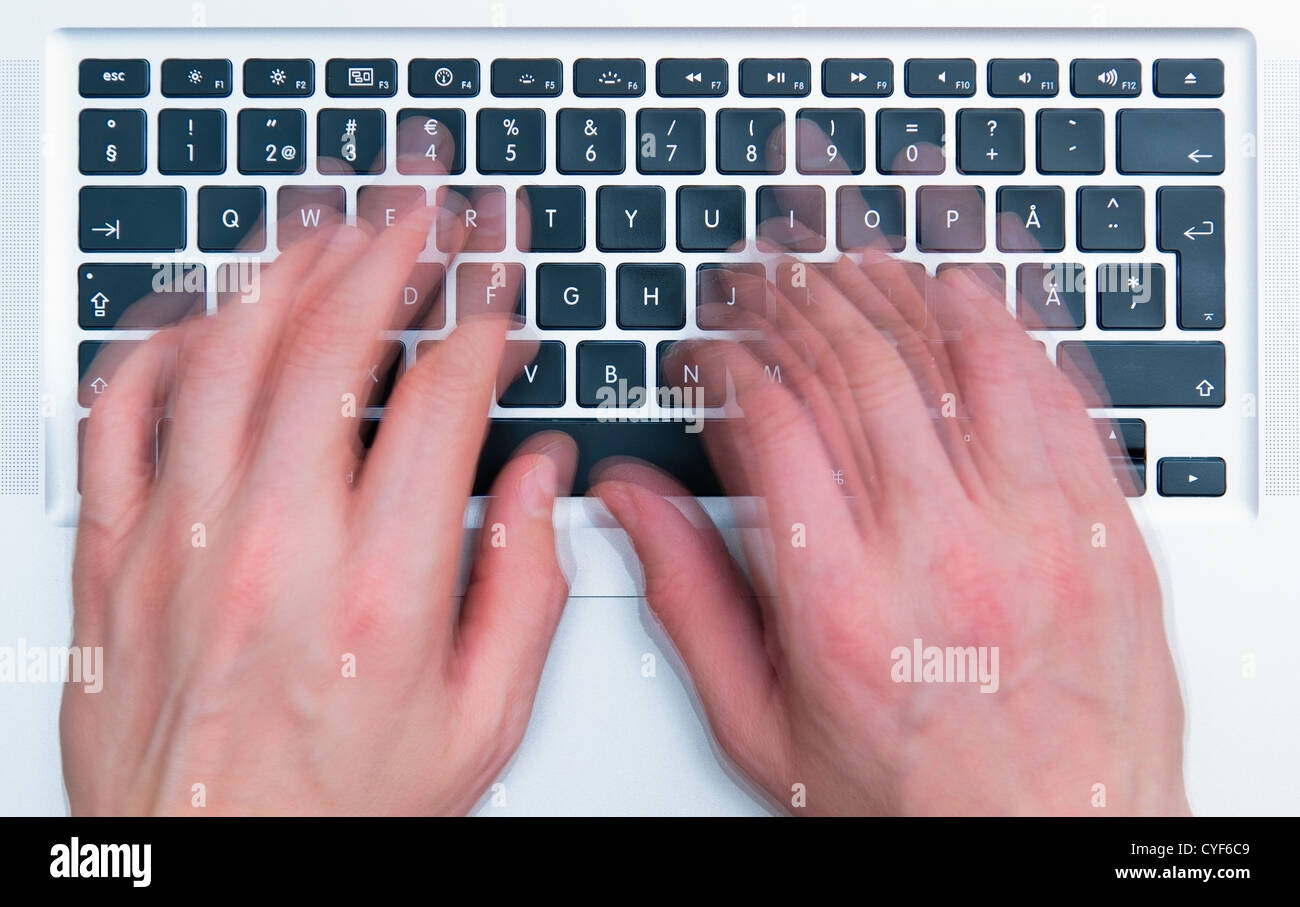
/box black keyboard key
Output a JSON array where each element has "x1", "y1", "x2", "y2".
[
  {"x1": 1157, "y1": 457, "x2": 1226, "y2": 496},
  {"x1": 677, "y1": 186, "x2": 745, "y2": 252},
  {"x1": 957, "y1": 108, "x2": 1024, "y2": 174},
  {"x1": 80, "y1": 59, "x2": 149, "y2": 97},
  {"x1": 916, "y1": 185, "x2": 985, "y2": 252},
  {"x1": 1154, "y1": 59, "x2": 1224, "y2": 98},
  {"x1": 636, "y1": 108, "x2": 706, "y2": 175},
  {"x1": 822, "y1": 59, "x2": 893, "y2": 97},
  {"x1": 836, "y1": 185, "x2": 906, "y2": 252},
  {"x1": 988, "y1": 59, "x2": 1059, "y2": 97},
  {"x1": 597, "y1": 186, "x2": 666, "y2": 251},
  {"x1": 717, "y1": 109, "x2": 785, "y2": 174},
  {"x1": 578, "y1": 341, "x2": 646, "y2": 407},
  {"x1": 518, "y1": 186, "x2": 585, "y2": 252},
  {"x1": 79, "y1": 186, "x2": 185, "y2": 252},
  {"x1": 558, "y1": 109, "x2": 625, "y2": 174},
  {"x1": 395, "y1": 108, "x2": 466, "y2": 175},
  {"x1": 905, "y1": 59, "x2": 976, "y2": 97},
  {"x1": 357, "y1": 185, "x2": 425, "y2": 235},
  {"x1": 318, "y1": 109, "x2": 385, "y2": 174},
  {"x1": 158, "y1": 109, "x2": 226, "y2": 174},
  {"x1": 361, "y1": 341, "x2": 404, "y2": 408},
  {"x1": 79, "y1": 109, "x2": 146, "y2": 175},
  {"x1": 436, "y1": 185, "x2": 507, "y2": 252},
  {"x1": 1072, "y1": 58, "x2": 1141, "y2": 96},
  {"x1": 1158, "y1": 186, "x2": 1225, "y2": 330},
  {"x1": 1017, "y1": 262, "x2": 1086, "y2": 330},
  {"x1": 876, "y1": 109, "x2": 944, "y2": 174},
  {"x1": 409, "y1": 59, "x2": 479, "y2": 97},
  {"x1": 656, "y1": 58, "x2": 727, "y2": 97},
  {"x1": 1097, "y1": 263, "x2": 1165, "y2": 330},
  {"x1": 161, "y1": 59, "x2": 231, "y2": 97},
  {"x1": 1095, "y1": 417, "x2": 1147, "y2": 496},
  {"x1": 757, "y1": 185, "x2": 825, "y2": 252},
  {"x1": 1118, "y1": 109, "x2": 1224, "y2": 174},
  {"x1": 1057, "y1": 341, "x2": 1225, "y2": 407},
  {"x1": 536, "y1": 263, "x2": 605, "y2": 329},
  {"x1": 574, "y1": 58, "x2": 645, "y2": 97},
  {"x1": 79, "y1": 263, "x2": 205, "y2": 329},
  {"x1": 657, "y1": 341, "x2": 726, "y2": 407},
  {"x1": 456, "y1": 262, "x2": 525, "y2": 323},
  {"x1": 696, "y1": 263, "x2": 765, "y2": 329},
  {"x1": 243, "y1": 59, "x2": 314, "y2": 97},
  {"x1": 795, "y1": 108, "x2": 866, "y2": 174},
  {"x1": 617, "y1": 265, "x2": 685, "y2": 330},
  {"x1": 477, "y1": 108, "x2": 545, "y2": 174},
  {"x1": 198, "y1": 186, "x2": 265, "y2": 252},
  {"x1": 325, "y1": 59, "x2": 396, "y2": 96},
  {"x1": 277, "y1": 186, "x2": 346, "y2": 249},
  {"x1": 237, "y1": 109, "x2": 305, "y2": 174},
  {"x1": 499, "y1": 341, "x2": 566, "y2": 407},
  {"x1": 474, "y1": 419, "x2": 719, "y2": 495},
  {"x1": 78, "y1": 340, "x2": 144, "y2": 407},
  {"x1": 1037, "y1": 108, "x2": 1104, "y2": 174},
  {"x1": 491, "y1": 58, "x2": 562, "y2": 97},
  {"x1": 996, "y1": 186, "x2": 1064, "y2": 252},
  {"x1": 1077, "y1": 186, "x2": 1144, "y2": 251},
  {"x1": 739, "y1": 58, "x2": 811, "y2": 97}
]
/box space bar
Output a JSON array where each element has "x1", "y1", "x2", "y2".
[{"x1": 474, "y1": 419, "x2": 721, "y2": 496}]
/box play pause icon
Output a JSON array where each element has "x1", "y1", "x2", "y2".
[{"x1": 767, "y1": 71, "x2": 786, "y2": 84}]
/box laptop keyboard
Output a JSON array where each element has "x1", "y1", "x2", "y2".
[{"x1": 50, "y1": 29, "x2": 1256, "y2": 515}]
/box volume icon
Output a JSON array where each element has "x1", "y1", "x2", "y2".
[
  {"x1": 1017, "y1": 71, "x2": 1032, "y2": 84},
  {"x1": 1097, "y1": 68, "x2": 1119, "y2": 87}
]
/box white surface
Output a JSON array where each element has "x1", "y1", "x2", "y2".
[{"x1": 1, "y1": 2, "x2": 1298, "y2": 816}]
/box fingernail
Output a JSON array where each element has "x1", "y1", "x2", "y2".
[
  {"x1": 326, "y1": 226, "x2": 365, "y2": 253},
  {"x1": 520, "y1": 452, "x2": 558, "y2": 519}
]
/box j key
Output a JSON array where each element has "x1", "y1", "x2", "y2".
[
  {"x1": 478, "y1": 108, "x2": 545, "y2": 174},
  {"x1": 957, "y1": 109, "x2": 1024, "y2": 174},
  {"x1": 1077, "y1": 186, "x2": 1144, "y2": 251},
  {"x1": 617, "y1": 264, "x2": 686, "y2": 329},
  {"x1": 198, "y1": 186, "x2": 265, "y2": 252},
  {"x1": 158, "y1": 109, "x2": 226, "y2": 174},
  {"x1": 988, "y1": 58, "x2": 1059, "y2": 97},
  {"x1": 518, "y1": 186, "x2": 586, "y2": 252},
  {"x1": 1118, "y1": 109, "x2": 1224, "y2": 174},
  {"x1": 492, "y1": 58, "x2": 562, "y2": 97},
  {"x1": 80, "y1": 59, "x2": 148, "y2": 97},
  {"x1": 357, "y1": 186, "x2": 427, "y2": 234},
  {"x1": 436, "y1": 185, "x2": 507, "y2": 252},
  {"x1": 796, "y1": 109, "x2": 866, "y2": 174},
  {"x1": 1037, "y1": 108, "x2": 1104, "y2": 174},
  {"x1": 597, "y1": 186, "x2": 666, "y2": 252},
  {"x1": 837, "y1": 185, "x2": 906, "y2": 252},
  {"x1": 318, "y1": 108, "x2": 385, "y2": 174},
  {"x1": 244, "y1": 59, "x2": 314, "y2": 97},
  {"x1": 656, "y1": 58, "x2": 728, "y2": 97},
  {"x1": 677, "y1": 186, "x2": 745, "y2": 252},
  {"x1": 499, "y1": 341, "x2": 566, "y2": 407},
  {"x1": 996, "y1": 186, "x2": 1065, "y2": 252},
  {"x1": 1158, "y1": 186, "x2": 1225, "y2": 330},
  {"x1": 1155, "y1": 59, "x2": 1224, "y2": 98},
  {"x1": 161, "y1": 59, "x2": 231, "y2": 97},
  {"x1": 537, "y1": 263, "x2": 605, "y2": 329},
  {"x1": 696, "y1": 262, "x2": 765, "y2": 328},
  {"x1": 78, "y1": 340, "x2": 143, "y2": 407},
  {"x1": 558, "y1": 109, "x2": 625, "y2": 174},
  {"x1": 740, "y1": 58, "x2": 811, "y2": 97},
  {"x1": 409, "y1": 59, "x2": 479, "y2": 97},
  {"x1": 325, "y1": 58, "x2": 396, "y2": 97},
  {"x1": 637, "y1": 108, "x2": 706, "y2": 175},
  {"x1": 456, "y1": 262, "x2": 525, "y2": 323},
  {"x1": 578, "y1": 341, "x2": 646, "y2": 407},
  {"x1": 1016, "y1": 262, "x2": 1085, "y2": 330},
  {"x1": 362, "y1": 341, "x2": 405, "y2": 408},
  {"x1": 395, "y1": 108, "x2": 466, "y2": 175},
  {"x1": 277, "y1": 186, "x2": 346, "y2": 249},
  {"x1": 79, "y1": 109, "x2": 145, "y2": 175},
  {"x1": 1057, "y1": 341, "x2": 1225, "y2": 407},
  {"x1": 1071, "y1": 58, "x2": 1141, "y2": 97},
  {"x1": 237, "y1": 109, "x2": 305, "y2": 174},
  {"x1": 657, "y1": 341, "x2": 726, "y2": 407},
  {"x1": 1097, "y1": 263, "x2": 1166, "y2": 330},
  {"x1": 917, "y1": 186, "x2": 985, "y2": 252},
  {"x1": 905, "y1": 59, "x2": 976, "y2": 97},
  {"x1": 822, "y1": 59, "x2": 893, "y2": 97},
  {"x1": 877, "y1": 109, "x2": 944, "y2": 175},
  {"x1": 574, "y1": 59, "x2": 645, "y2": 97},
  {"x1": 1157, "y1": 457, "x2": 1226, "y2": 496},
  {"x1": 757, "y1": 185, "x2": 826, "y2": 252},
  {"x1": 79, "y1": 186, "x2": 185, "y2": 252},
  {"x1": 78, "y1": 263, "x2": 205, "y2": 329},
  {"x1": 717, "y1": 109, "x2": 785, "y2": 174}
]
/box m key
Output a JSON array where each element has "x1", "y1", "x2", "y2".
[{"x1": 1158, "y1": 186, "x2": 1225, "y2": 329}]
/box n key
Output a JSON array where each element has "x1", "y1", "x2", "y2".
[{"x1": 80, "y1": 186, "x2": 185, "y2": 252}]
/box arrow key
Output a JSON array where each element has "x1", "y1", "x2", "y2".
[{"x1": 1157, "y1": 457, "x2": 1226, "y2": 496}]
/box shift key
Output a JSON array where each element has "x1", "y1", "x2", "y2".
[
  {"x1": 80, "y1": 186, "x2": 186, "y2": 251},
  {"x1": 1058, "y1": 341, "x2": 1225, "y2": 407}
]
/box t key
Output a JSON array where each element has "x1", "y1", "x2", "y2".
[{"x1": 1158, "y1": 186, "x2": 1225, "y2": 329}]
